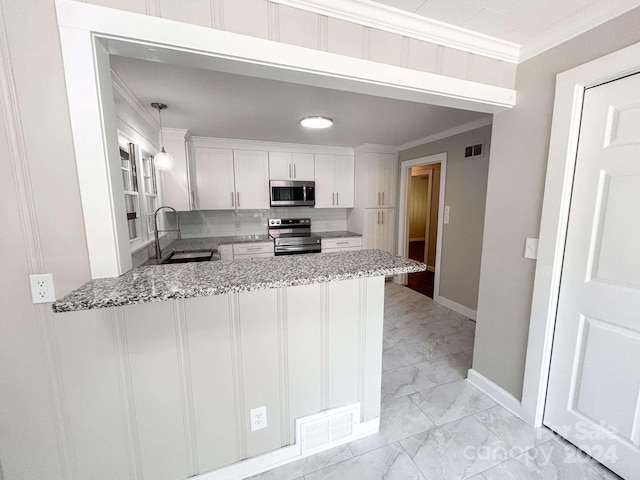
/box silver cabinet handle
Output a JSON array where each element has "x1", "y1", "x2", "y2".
[
  {"x1": 332, "y1": 192, "x2": 335, "y2": 206},
  {"x1": 381, "y1": 211, "x2": 384, "y2": 224},
  {"x1": 236, "y1": 192, "x2": 240, "y2": 207},
  {"x1": 231, "y1": 192, "x2": 235, "y2": 207},
  {"x1": 378, "y1": 192, "x2": 381, "y2": 206},
  {"x1": 246, "y1": 247, "x2": 262, "y2": 251},
  {"x1": 336, "y1": 192, "x2": 339, "y2": 205},
  {"x1": 293, "y1": 163, "x2": 296, "y2": 178},
  {"x1": 382, "y1": 192, "x2": 385, "y2": 205},
  {"x1": 336, "y1": 241, "x2": 349, "y2": 245},
  {"x1": 377, "y1": 211, "x2": 380, "y2": 224},
  {"x1": 289, "y1": 164, "x2": 292, "y2": 178}
]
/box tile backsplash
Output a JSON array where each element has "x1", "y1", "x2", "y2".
[{"x1": 178, "y1": 208, "x2": 349, "y2": 238}]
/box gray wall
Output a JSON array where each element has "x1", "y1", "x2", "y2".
[
  {"x1": 474, "y1": 6, "x2": 640, "y2": 399},
  {"x1": 400, "y1": 124, "x2": 492, "y2": 311}
]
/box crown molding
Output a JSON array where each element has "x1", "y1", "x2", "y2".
[
  {"x1": 110, "y1": 69, "x2": 159, "y2": 129},
  {"x1": 353, "y1": 143, "x2": 399, "y2": 154},
  {"x1": 397, "y1": 116, "x2": 492, "y2": 151},
  {"x1": 519, "y1": 0, "x2": 640, "y2": 62},
  {"x1": 191, "y1": 136, "x2": 355, "y2": 155},
  {"x1": 270, "y1": 0, "x2": 520, "y2": 63}
]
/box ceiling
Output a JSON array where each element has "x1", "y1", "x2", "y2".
[
  {"x1": 110, "y1": 55, "x2": 488, "y2": 148},
  {"x1": 368, "y1": 0, "x2": 640, "y2": 57}
]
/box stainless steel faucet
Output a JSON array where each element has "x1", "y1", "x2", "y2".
[{"x1": 154, "y1": 206, "x2": 181, "y2": 259}]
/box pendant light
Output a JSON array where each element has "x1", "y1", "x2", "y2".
[{"x1": 151, "y1": 102, "x2": 174, "y2": 170}]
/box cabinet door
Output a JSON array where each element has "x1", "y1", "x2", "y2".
[
  {"x1": 364, "y1": 153, "x2": 382, "y2": 208},
  {"x1": 268, "y1": 152, "x2": 292, "y2": 180},
  {"x1": 291, "y1": 153, "x2": 314, "y2": 181},
  {"x1": 217, "y1": 244, "x2": 233, "y2": 261},
  {"x1": 378, "y1": 153, "x2": 397, "y2": 207},
  {"x1": 378, "y1": 209, "x2": 395, "y2": 254},
  {"x1": 195, "y1": 147, "x2": 235, "y2": 210},
  {"x1": 314, "y1": 154, "x2": 335, "y2": 208},
  {"x1": 362, "y1": 209, "x2": 381, "y2": 249},
  {"x1": 233, "y1": 150, "x2": 270, "y2": 210},
  {"x1": 334, "y1": 155, "x2": 354, "y2": 208}
]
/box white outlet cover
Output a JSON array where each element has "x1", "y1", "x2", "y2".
[
  {"x1": 250, "y1": 406, "x2": 267, "y2": 431},
  {"x1": 29, "y1": 273, "x2": 56, "y2": 303}
]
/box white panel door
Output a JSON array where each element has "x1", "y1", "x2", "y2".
[
  {"x1": 314, "y1": 154, "x2": 336, "y2": 208},
  {"x1": 544, "y1": 73, "x2": 640, "y2": 480},
  {"x1": 195, "y1": 147, "x2": 234, "y2": 209},
  {"x1": 233, "y1": 150, "x2": 270, "y2": 209},
  {"x1": 334, "y1": 155, "x2": 355, "y2": 207}
]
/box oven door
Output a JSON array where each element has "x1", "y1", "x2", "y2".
[{"x1": 270, "y1": 180, "x2": 315, "y2": 207}]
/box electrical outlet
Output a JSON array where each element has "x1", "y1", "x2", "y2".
[
  {"x1": 29, "y1": 274, "x2": 56, "y2": 304},
  {"x1": 235, "y1": 220, "x2": 242, "y2": 231},
  {"x1": 250, "y1": 406, "x2": 267, "y2": 431}
]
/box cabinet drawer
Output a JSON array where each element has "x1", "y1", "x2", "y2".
[
  {"x1": 233, "y1": 242, "x2": 274, "y2": 255},
  {"x1": 321, "y1": 237, "x2": 362, "y2": 250}
]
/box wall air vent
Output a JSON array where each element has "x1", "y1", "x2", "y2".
[
  {"x1": 296, "y1": 403, "x2": 360, "y2": 455},
  {"x1": 465, "y1": 143, "x2": 483, "y2": 158}
]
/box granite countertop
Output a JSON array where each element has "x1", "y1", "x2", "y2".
[
  {"x1": 53, "y1": 249, "x2": 425, "y2": 313},
  {"x1": 315, "y1": 231, "x2": 362, "y2": 239}
]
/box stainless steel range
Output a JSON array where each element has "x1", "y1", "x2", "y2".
[{"x1": 268, "y1": 218, "x2": 322, "y2": 256}]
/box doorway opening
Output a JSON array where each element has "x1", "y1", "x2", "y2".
[{"x1": 406, "y1": 163, "x2": 441, "y2": 297}]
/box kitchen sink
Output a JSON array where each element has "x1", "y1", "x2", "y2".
[{"x1": 162, "y1": 250, "x2": 219, "y2": 264}]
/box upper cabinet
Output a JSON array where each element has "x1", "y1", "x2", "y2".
[
  {"x1": 160, "y1": 129, "x2": 192, "y2": 211},
  {"x1": 362, "y1": 152, "x2": 398, "y2": 208},
  {"x1": 194, "y1": 146, "x2": 269, "y2": 210},
  {"x1": 314, "y1": 154, "x2": 355, "y2": 208},
  {"x1": 269, "y1": 152, "x2": 314, "y2": 181},
  {"x1": 233, "y1": 150, "x2": 270, "y2": 209}
]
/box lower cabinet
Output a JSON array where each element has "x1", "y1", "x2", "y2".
[
  {"x1": 363, "y1": 209, "x2": 395, "y2": 254},
  {"x1": 321, "y1": 236, "x2": 362, "y2": 253},
  {"x1": 217, "y1": 244, "x2": 233, "y2": 261}
]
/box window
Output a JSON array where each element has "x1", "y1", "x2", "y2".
[
  {"x1": 120, "y1": 143, "x2": 140, "y2": 242},
  {"x1": 141, "y1": 152, "x2": 158, "y2": 235},
  {"x1": 119, "y1": 134, "x2": 161, "y2": 252}
]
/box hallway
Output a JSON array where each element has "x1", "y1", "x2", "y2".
[{"x1": 406, "y1": 240, "x2": 435, "y2": 298}]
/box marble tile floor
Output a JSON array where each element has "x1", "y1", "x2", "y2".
[{"x1": 249, "y1": 283, "x2": 622, "y2": 480}]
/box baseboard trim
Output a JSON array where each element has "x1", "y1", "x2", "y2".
[
  {"x1": 194, "y1": 417, "x2": 380, "y2": 480},
  {"x1": 434, "y1": 295, "x2": 477, "y2": 320},
  {"x1": 426, "y1": 265, "x2": 435, "y2": 272},
  {"x1": 467, "y1": 369, "x2": 521, "y2": 418}
]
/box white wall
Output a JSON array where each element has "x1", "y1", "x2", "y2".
[
  {"x1": 399, "y1": 125, "x2": 491, "y2": 311},
  {"x1": 474, "y1": 6, "x2": 640, "y2": 400}
]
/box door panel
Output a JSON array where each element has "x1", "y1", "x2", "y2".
[
  {"x1": 544, "y1": 73, "x2": 640, "y2": 479},
  {"x1": 334, "y1": 155, "x2": 354, "y2": 208},
  {"x1": 292, "y1": 153, "x2": 315, "y2": 181},
  {"x1": 233, "y1": 150, "x2": 269, "y2": 209},
  {"x1": 314, "y1": 154, "x2": 335, "y2": 208},
  {"x1": 195, "y1": 147, "x2": 234, "y2": 209}
]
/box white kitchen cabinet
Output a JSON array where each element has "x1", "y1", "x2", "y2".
[
  {"x1": 314, "y1": 154, "x2": 354, "y2": 208},
  {"x1": 269, "y1": 152, "x2": 314, "y2": 181},
  {"x1": 160, "y1": 129, "x2": 192, "y2": 211},
  {"x1": 363, "y1": 209, "x2": 394, "y2": 254},
  {"x1": 364, "y1": 153, "x2": 397, "y2": 208},
  {"x1": 194, "y1": 147, "x2": 269, "y2": 210},
  {"x1": 195, "y1": 147, "x2": 235, "y2": 210},
  {"x1": 232, "y1": 242, "x2": 274, "y2": 258},
  {"x1": 321, "y1": 236, "x2": 362, "y2": 253},
  {"x1": 233, "y1": 150, "x2": 270, "y2": 209}
]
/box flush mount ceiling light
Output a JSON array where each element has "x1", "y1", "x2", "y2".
[
  {"x1": 151, "y1": 102, "x2": 174, "y2": 170},
  {"x1": 300, "y1": 116, "x2": 333, "y2": 129}
]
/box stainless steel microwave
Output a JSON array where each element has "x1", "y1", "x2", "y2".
[{"x1": 269, "y1": 180, "x2": 315, "y2": 207}]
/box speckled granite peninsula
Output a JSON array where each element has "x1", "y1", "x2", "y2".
[{"x1": 52, "y1": 249, "x2": 424, "y2": 312}]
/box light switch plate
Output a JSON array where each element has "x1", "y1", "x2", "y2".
[
  {"x1": 444, "y1": 205, "x2": 450, "y2": 225},
  {"x1": 524, "y1": 238, "x2": 539, "y2": 260}
]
